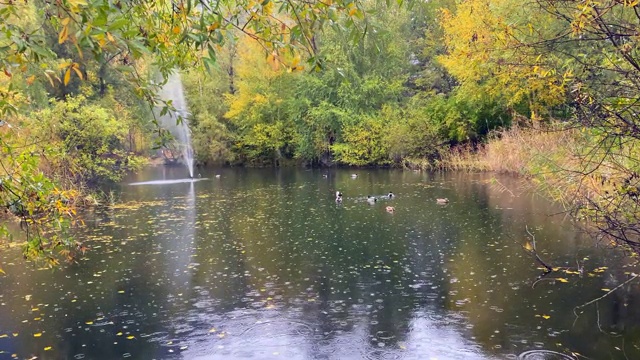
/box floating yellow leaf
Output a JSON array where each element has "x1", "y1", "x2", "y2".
[
  {"x1": 44, "y1": 346, "x2": 52, "y2": 351},
  {"x1": 33, "y1": 333, "x2": 42, "y2": 337},
  {"x1": 0, "y1": 334, "x2": 8, "y2": 338},
  {"x1": 127, "y1": 335, "x2": 135, "y2": 340},
  {"x1": 556, "y1": 278, "x2": 568, "y2": 283},
  {"x1": 116, "y1": 332, "x2": 123, "y2": 336},
  {"x1": 85, "y1": 321, "x2": 93, "y2": 325},
  {"x1": 601, "y1": 288, "x2": 611, "y2": 292},
  {"x1": 118, "y1": 290, "x2": 125, "y2": 294},
  {"x1": 209, "y1": 328, "x2": 217, "y2": 333},
  {"x1": 542, "y1": 315, "x2": 551, "y2": 319}
]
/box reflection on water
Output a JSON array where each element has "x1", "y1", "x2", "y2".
[{"x1": 1, "y1": 168, "x2": 639, "y2": 360}]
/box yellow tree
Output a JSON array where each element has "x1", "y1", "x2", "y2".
[{"x1": 438, "y1": 0, "x2": 570, "y2": 124}]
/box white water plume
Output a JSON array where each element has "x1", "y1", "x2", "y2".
[{"x1": 158, "y1": 71, "x2": 195, "y2": 178}]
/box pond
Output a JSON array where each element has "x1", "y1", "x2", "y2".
[{"x1": 1, "y1": 167, "x2": 639, "y2": 360}]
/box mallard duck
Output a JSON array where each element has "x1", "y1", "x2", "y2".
[
  {"x1": 367, "y1": 195, "x2": 377, "y2": 204},
  {"x1": 386, "y1": 206, "x2": 395, "y2": 213},
  {"x1": 335, "y1": 191, "x2": 343, "y2": 203},
  {"x1": 436, "y1": 198, "x2": 449, "y2": 204}
]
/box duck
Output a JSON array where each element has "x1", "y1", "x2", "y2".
[
  {"x1": 387, "y1": 191, "x2": 395, "y2": 199},
  {"x1": 215, "y1": 174, "x2": 221, "y2": 178},
  {"x1": 322, "y1": 174, "x2": 328, "y2": 178},
  {"x1": 351, "y1": 173, "x2": 358, "y2": 179},
  {"x1": 436, "y1": 198, "x2": 449, "y2": 204},
  {"x1": 386, "y1": 206, "x2": 395, "y2": 213},
  {"x1": 367, "y1": 195, "x2": 377, "y2": 204},
  {"x1": 335, "y1": 191, "x2": 343, "y2": 203}
]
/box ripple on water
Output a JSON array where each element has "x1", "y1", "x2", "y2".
[
  {"x1": 234, "y1": 319, "x2": 316, "y2": 347},
  {"x1": 364, "y1": 349, "x2": 404, "y2": 360},
  {"x1": 518, "y1": 350, "x2": 576, "y2": 360}
]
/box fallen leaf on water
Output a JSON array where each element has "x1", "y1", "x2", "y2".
[
  {"x1": 116, "y1": 332, "x2": 123, "y2": 336},
  {"x1": 127, "y1": 335, "x2": 135, "y2": 340},
  {"x1": 542, "y1": 315, "x2": 551, "y2": 319},
  {"x1": 33, "y1": 333, "x2": 42, "y2": 337},
  {"x1": 602, "y1": 288, "x2": 611, "y2": 292},
  {"x1": 44, "y1": 346, "x2": 52, "y2": 351},
  {"x1": 556, "y1": 278, "x2": 568, "y2": 283},
  {"x1": 85, "y1": 321, "x2": 93, "y2": 325}
]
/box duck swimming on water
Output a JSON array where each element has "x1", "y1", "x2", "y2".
[
  {"x1": 436, "y1": 198, "x2": 449, "y2": 204},
  {"x1": 336, "y1": 191, "x2": 343, "y2": 203},
  {"x1": 367, "y1": 195, "x2": 377, "y2": 204},
  {"x1": 388, "y1": 192, "x2": 395, "y2": 199}
]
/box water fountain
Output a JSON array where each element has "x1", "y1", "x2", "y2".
[
  {"x1": 158, "y1": 71, "x2": 195, "y2": 178},
  {"x1": 129, "y1": 71, "x2": 206, "y2": 186}
]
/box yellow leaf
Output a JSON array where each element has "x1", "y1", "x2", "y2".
[
  {"x1": 116, "y1": 332, "x2": 123, "y2": 336},
  {"x1": 85, "y1": 321, "x2": 93, "y2": 325},
  {"x1": 68, "y1": 0, "x2": 88, "y2": 6},
  {"x1": 64, "y1": 68, "x2": 71, "y2": 86},
  {"x1": 58, "y1": 25, "x2": 69, "y2": 44},
  {"x1": 172, "y1": 26, "x2": 181, "y2": 34},
  {"x1": 61, "y1": 17, "x2": 71, "y2": 26},
  {"x1": 33, "y1": 333, "x2": 42, "y2": 337},
  {"x1": 26, "y1": 75, "x2": 36, "y2": 85},
  {"x1": 107, "y1": 32, "x2": 115, "y2": 43},
  {"x1": 118, "y1": 290, "x2": 125, "y2": 294},
  {"x1": 542, "y1": 315, "x2": 551, "y2": 319},
  {"x1": 44, "y1": 346, "x2": 52, "y2": 351},
  {"x1": 601, "y1": 288, "x2": 611, "y2": 292},
  {"x1": 127, "y1": 335, "x2": 135, "y2": 340},
  {"x1": 0, "y1": 334, "x2": 8, "y2": 338},
  {"x1": 557, "y1": 278, "x2": 568, "y2": 283},
  {"x1": 524, "y1": 242, "x2": 533, "y2": 251},
  {"x1": 72, "y1": 65, "x2": 84, "y2": 80},
  {"x1": 348, "y1": 7, "x2": 357, "y2": 16}
]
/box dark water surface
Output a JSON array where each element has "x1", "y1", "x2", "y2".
[{"x1": 1, "y1": 167, "x2": 639, "y2": 359}]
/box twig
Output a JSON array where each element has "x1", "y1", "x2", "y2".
[
  {"x1": 573, "y1": 273, "x2": 640, "y2": 316},
  {"x1": 526, "y1": 225, "x2": 554, "y2": 272}
]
